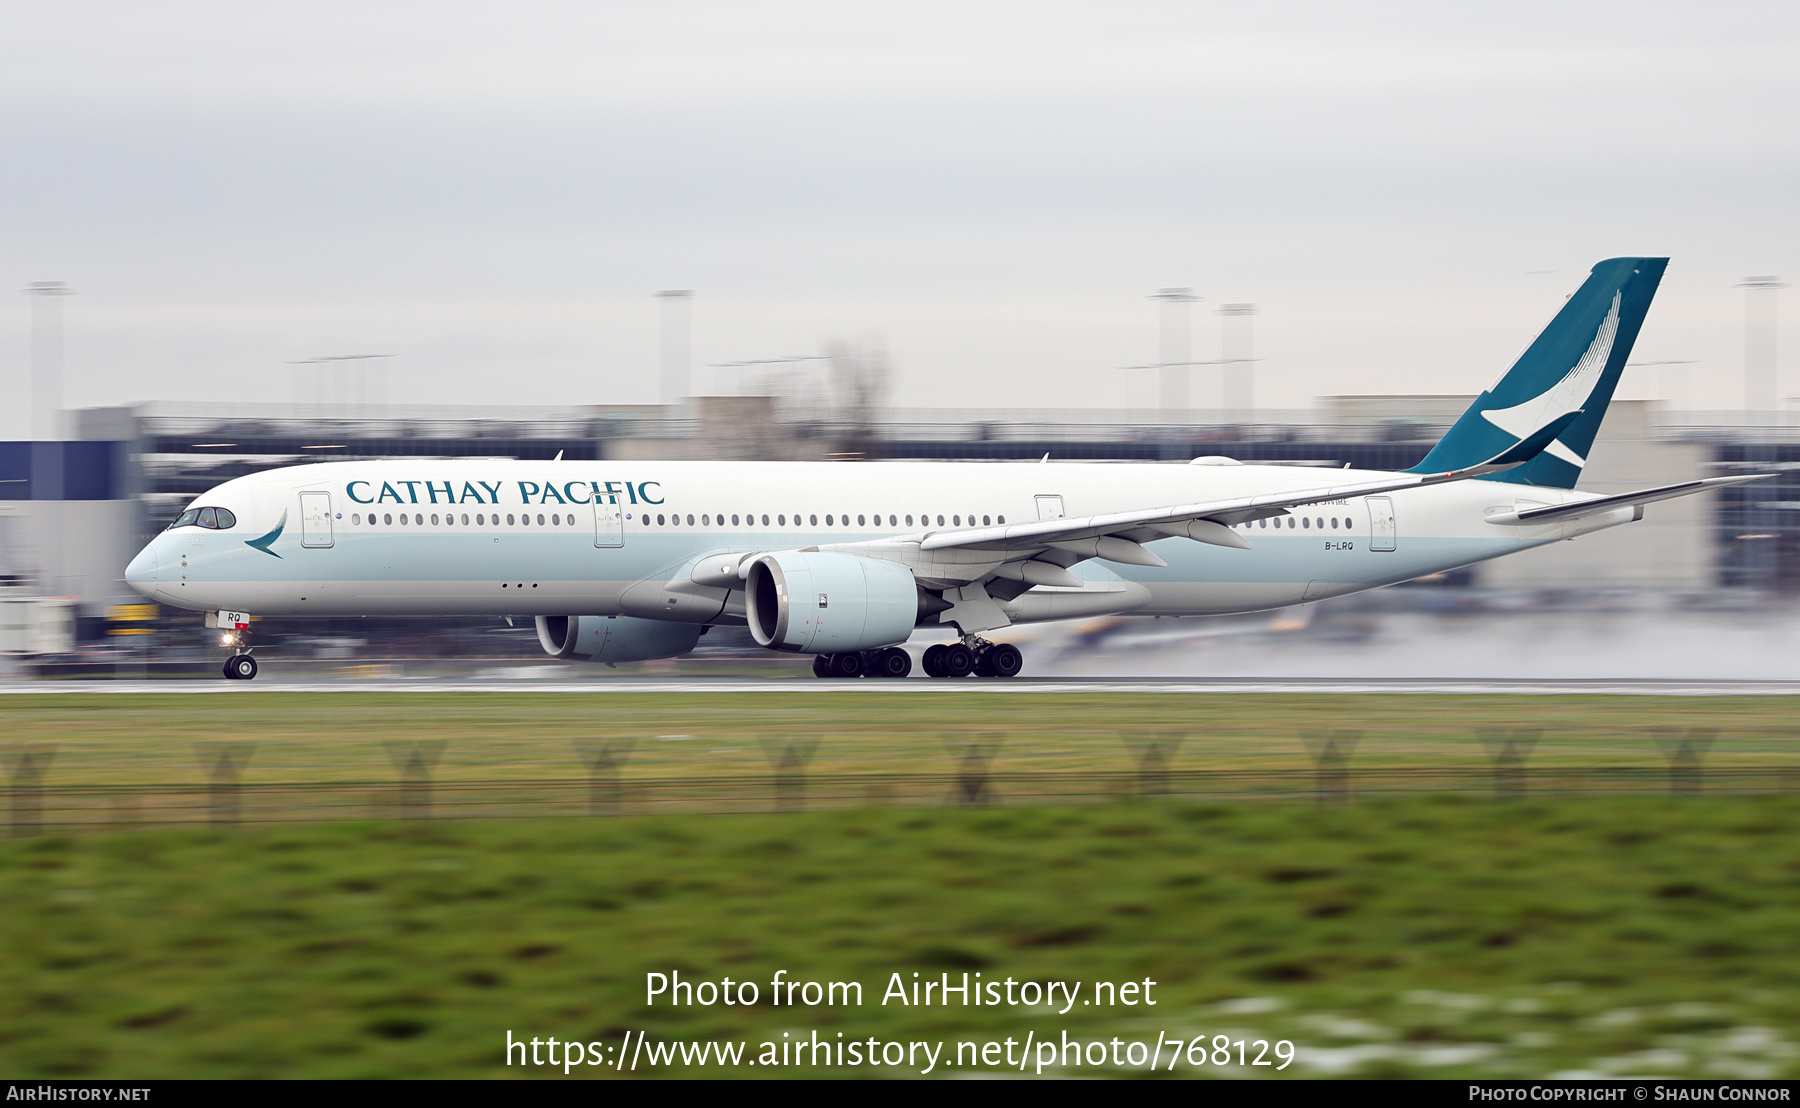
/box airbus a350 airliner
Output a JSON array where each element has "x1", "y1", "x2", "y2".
[{"x1": 124, "y1": 258, "x2": 1763, "y2": 680}]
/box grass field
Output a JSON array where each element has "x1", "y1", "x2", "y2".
[
  {"x1": 2, "y1": 692, "x2": 1798, "y2": 1078},
  {"x1": 5, "y1": 691, "x2": 1799, "y2": 788}
]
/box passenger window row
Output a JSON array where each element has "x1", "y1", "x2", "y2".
[
  {"x1": 342, "y1": 510, "x2": 1012, "y2": 530},
  {"x1": 1241, "y1": 516, "x2": 1355, "y2": 530},
  {"x1": 181, "y1": 504, "x2": 1355, "y2": 536},
  {"x1": 642, "y1": 512, "x2": 1006, "y2": 528},
  {"x1": 349, "y1": 512, "x2": 581, "y2": 528}
]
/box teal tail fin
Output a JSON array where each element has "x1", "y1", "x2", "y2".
[{"x1": 1411, "y1": 257, "x2": 1667, "y2": 488}]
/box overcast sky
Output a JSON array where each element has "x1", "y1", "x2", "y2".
[{"x1": 1, "y1": 1, "x2": 1795, "y2": 433}]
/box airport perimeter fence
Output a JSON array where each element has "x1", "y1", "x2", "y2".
[{"x1": 5, "y1": 727, "x2": 1799, "y2": 835}]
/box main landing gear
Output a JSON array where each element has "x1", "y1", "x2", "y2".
[
  {"x1": 813, "y1": 647, "x2": 912, "y2": 679},
  {"x1": 921, "y1": 638, "x2": 1023, "y2": 680},
  {"x1": 810, "y1": 639, "x2": 1025, "y2": 679}
]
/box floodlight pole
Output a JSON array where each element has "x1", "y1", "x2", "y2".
[
  {"x1": 1735, "y1": 276, "x2": 1787, "y2": 424},
  {"x1": 656, "y1": 290, "x2": 694, "y2": 408},
  {"x1": 1148, "y1": 288, "x2": 1199, "y2": 419},
  {"x1": 286, "y1": 354, "x2": 395, "y2": 422},
  {"x1": 1218, "y1": 303, "x2": 1259, "y2": 424},
  {"x1": 24, "y1": 281, "x2": 73, "y2": 441}
]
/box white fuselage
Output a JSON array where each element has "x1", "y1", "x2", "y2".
[{"x1": 124, "y1": 458, "x2": 1631, "y2": 627}]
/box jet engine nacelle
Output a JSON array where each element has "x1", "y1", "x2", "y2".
[
  {"x1": 745, "y1": 551, "x2": 920, "y2": 653},
  {"x1": 535, "y1": 615, "x2": 702, "y2": 664}
]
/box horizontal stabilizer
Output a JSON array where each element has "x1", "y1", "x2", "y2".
[{"x1": 1485, "y1": 474, "x2": 1770, "y2": 525}]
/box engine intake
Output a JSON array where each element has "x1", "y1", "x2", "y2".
[
  {"x1": 535, "y1": 615, "x2": 701, "y2": 664},
  {"x1": 745, "y1": 551, "x2": 921, "y2": 653}
]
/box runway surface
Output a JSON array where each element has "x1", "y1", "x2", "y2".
[{"x1": 6, "y1": 677, "x2": 1800, "y2": 696}]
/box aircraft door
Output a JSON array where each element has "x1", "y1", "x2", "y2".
[
  {"x1": 1035, "y1": 495, "x2": 1065, "y2": 521},
  {"x1": 1367, "y1": 496, "x2": 1396, "y2": 552},
  {"x1": 594, "y1": 494, "x2": 624, "y2": 548},
  {"x1": 299, "y1": 491, "x2": 334, "y2": 548}
]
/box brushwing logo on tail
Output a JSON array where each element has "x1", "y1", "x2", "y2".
[{"x1": 1478, "y1": 290, "x2": 1622, "y2": 469}]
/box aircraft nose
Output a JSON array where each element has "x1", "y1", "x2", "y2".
[{"x1": 124, "y1": 544, "x2": 159, "y2": 597}]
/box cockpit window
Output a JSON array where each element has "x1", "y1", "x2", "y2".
[{"x1": 168, "y1": 506, "x2": 237, "y2": 531}]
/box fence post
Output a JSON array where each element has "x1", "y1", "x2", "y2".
[
  {"x1": 1477, "y1": 728, "x2": 1540, "y2": 801},
  {"x1": 946, "y1": 736, "x2": 1002, "y2": 807},
  {"x1": 759, "y1": 737, "x2": 818, "y2": 813},
  {"x1": 1303, "y1": 730, "x2": 1359, "y2": 805},
  {"x1": 1653, "y1": 727, "x2": 1715, "y2": 796},
  {"x1": 574, "y1": 738, "x2": 634, "y2": 816},
  {"x1": 195, "y1": 743, "x2": 255, "y2": 826},
  {"x1": 1123, "y1": 731, "x2": 1184, "y2": 798},
  {"x1": 5, "y1": 744, "x2": 55, "y2": 838},
  {"x1": 384, "y1": 740, "x2": 448, "y2": 820}
]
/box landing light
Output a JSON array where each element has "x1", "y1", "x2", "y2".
[{"x1": 221, "y1": 633, "x2": 238, "y2": 647}]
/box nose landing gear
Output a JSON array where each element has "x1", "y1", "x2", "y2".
[{"x1": 216, "y1": 615, "x2": 258, "y2": 680}]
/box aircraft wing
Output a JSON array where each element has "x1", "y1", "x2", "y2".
[
  {"x1": 912, "y1": 462, "x2": 1517, "y2": 565},
  {"x1": 1483, "y1": 474, "x2": 1771, "y2": 525}
]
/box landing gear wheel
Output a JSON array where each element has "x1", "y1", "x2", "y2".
[
  {"x1": 922, "y1": 643, "x2": 948, "y2": 678},
  {"x1": 986, "y1": 642, "x2": 1024, "y2": 678},
  {"x1": 873, "y1": 647, "x2": 912, "y2": 679},
  {"x1": 940, "y1": 643, "x2": 976, "y2": 678},
  {"x1": 829, "y1": 651, "x2": 865, "y2": 679},
  {"x1": 813, "y1": 654, "x2": 834, "y2": 679},
  {"x1": 224, "y1": 654, "x2": 258, "y2": 681}
]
